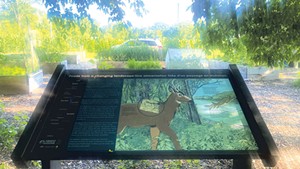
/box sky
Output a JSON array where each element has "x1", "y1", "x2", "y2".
[
  {"x1": 90, "y1": 0, "x2": 194, "y2": 27},
  {"x1": 32, "y1": 0, "x2": 194, "y2": 28}
]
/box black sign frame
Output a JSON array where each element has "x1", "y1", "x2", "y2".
[{"x1": 11, "y1": 64, "x2": 278, "y2": 168}]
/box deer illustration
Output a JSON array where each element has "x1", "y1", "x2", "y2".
[{"x1": 117, "y1": 84, "x2": 191, "y2": 150}]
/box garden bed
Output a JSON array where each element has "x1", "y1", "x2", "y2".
[
  {"x1": 0, "y1": 70, "x2": 43, "y2": 95},
  {"x1": 41, "y1": 60, "x2": 67, "y2": 74},
  {"x1": 0, "y1": 53, "x2": 42, "y2": 94}
]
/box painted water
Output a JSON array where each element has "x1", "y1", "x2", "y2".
[{"x1": 115, "y1": 78, "x2": 258, "y2": 151}]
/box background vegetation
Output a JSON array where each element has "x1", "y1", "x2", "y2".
[{"x1": 1, "y1": 0, "x2": 299, "y2": 68}]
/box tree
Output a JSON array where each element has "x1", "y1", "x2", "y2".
[
  {"x1": 43, "y1": 0, "x2": 146, "y2": 23},
  {"x1": 240, "y1": 0, "x2": 300, "y2": 67},
  {"x1": 0, "y1": 0, "x2": 39, "y2": 53},
  {"x1": 0, "y1": 0, "x2": 38, "y2": 28},
  {"x1": 191, "y1": 0, "x2": 300, "y2": 67}
]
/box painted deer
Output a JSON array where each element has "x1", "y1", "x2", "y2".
[{"x1": 117, "y1": 84, "x2": 191, "y2": 150}]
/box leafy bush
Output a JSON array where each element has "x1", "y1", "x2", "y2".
[
  {"x1": 0, "y1": 54, "x2": 39, "y2": 76},
  {"x1": 127, "y1": 59, "x2": 162, "y2": 69},
  {"x1": 35, "y1": 48, "x2": 66, "y2": 63},
  {"x1": 0, "y1": 22, "x2": 27, "y2": 53},
  {"x1": 0, "y1": 54, "x2": 25, "y2": 68},
  {"x1": 99, "y1": 46, "x2": 160, "y2": 61},
  {"x1": 0, "y1": 102, "x2": 29, "y2": 154},
  {"x1": 0, "y1": 66, "x2": 26, "y2": 76}
]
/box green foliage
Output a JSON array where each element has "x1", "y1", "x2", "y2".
[
  {"x1": 127, "y1": 59, "x2": 161, "y2": 69},
  {"x1": 30, "y1": 161, "x2": 41, "y2": 168},
  {"x1": 162, "y1": 24, "x2": 202, "y2": 49},
  {"x1": 44, "y1": 0, "x2": 146, "y2": 23},
  {"x1": 0, "y1": 53, "x2": 39, "y2": 75},
  {"x1": 192, "y1": 0, "x2": 300, "y2": 67},
  {"x1": 0, "y1": 163, "x2": 11, "y2": 169},
  {"x1": 97, "y1": 61, "x2": 115, "y2": 70},
  {"x1": 240, "y1": 0, "x2": 297, "y2": 67},
  {"x1": 0, "y1": 0, "x2": 38, "y2": 28},
  {"x1": 0, "y1": 102, "x2": 29, "y2": 154},
  {"x1": 100, "y1": 46, "x2": 160, "y2": 61},
  {"x1": 35, "y1": 49, "x2": 65, "y2": 63},
  {"x1": 36, "y1": 17, "x2": 101, "y2": 63},
  {"x1": 163, "y1": 160, "x2": 183, "y2": 169},
  {"x1": 0, "y1": 21, "x2": 27, "y2": 53},
  {"x1": 0, "y1": 66, "x2": 26, "y2": 76}
]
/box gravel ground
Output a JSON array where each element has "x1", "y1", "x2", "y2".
[
  {"x1": 246, "y1": 79, "x2": 300, "y2": 169},
  {"x1": 0, "y1": 66, "x2": 299, "y2": 169}
]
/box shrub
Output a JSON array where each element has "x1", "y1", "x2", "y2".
[
  {"x1": 0, "y1": 66, "x2": 26, "y2": 76},
  {"x1": 127, "y1": 59, "x2": 162, "y2": 69},
  {"x1": 0, "y1": 53, "x2": 39, "y2": 76},
  {"x1": 35, "y1": 48, "x2": 65, "y2": 63},
  {"x1": 0, "y1": 101, "x2": 29, "y2": 154},
  {"x1": 98, "y1": 46, "x2": 160, "y2": 61}
]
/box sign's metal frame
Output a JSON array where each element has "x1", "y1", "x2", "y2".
[{"x1": 11, "y1": 64, "x2": 278, "y2": 169}]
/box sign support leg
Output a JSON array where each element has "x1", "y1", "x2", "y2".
[
  {"x1": 232, "y1": 156, "x2": 252, "y2": 169},
  {"x1": 42, "y1": 160, "x2": 61, "y2": 169}
]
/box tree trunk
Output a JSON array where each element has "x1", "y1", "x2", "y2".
[
  {"x1": 184, "y1": 80, "x2": 201, "y2": 124},
  {"x1": 289, "y1": 61, "x2": 299, "y2": 68}
]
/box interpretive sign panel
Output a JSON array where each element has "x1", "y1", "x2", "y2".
[
  {"x1": 12, "y1": 65, "x2": 278, "y2": 168},
  {"x1": 115, "y1": 78, "x2": 257, "y2": 151}
]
